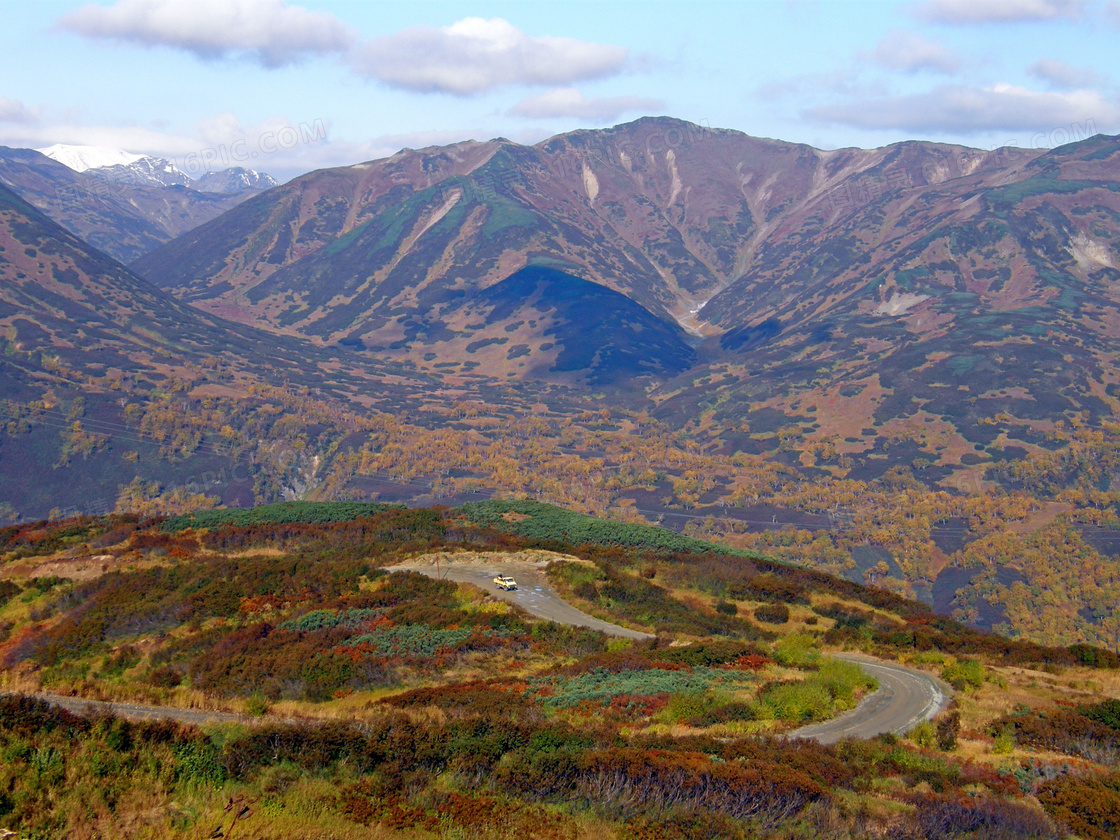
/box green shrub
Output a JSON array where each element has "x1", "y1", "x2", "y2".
[
  {"x1": 279, "y1": 608, "x2": 382, "y2": 633},
  {"x1": 667, "y1": 692, "x2": 719, "y2": 723},
  {"x1": 773, "y1": 633, "x2": 820, "y2": 668},
  {"x1": 909, "y1": 720, "x2": 936, "y2": 748},
  {"x1": 1080, "y1": 698, "x2": 1120, "y2": 731},
  {"x1": 458, "y1": 500, "x2": 752, "y2": 556},
  {"x1": 161, "y1": 501, "x2": 402, "y2": 531},
  {"x1": 755, "y1": 603, "x2": 790, "y2": 624},
  {"x1": 653, "y1": 640, "x2": 764, "y2": 668},
  {"x1": 687, "y1": 700, "x2": 757, "y2": 727},
  {"x1": 762, "y1": 680, "x2": 832, "y2": 723},
  {"x1": 530, "y1": 667, "x2": 754, "y2": 709},
  {"x1": 936, "y1": 710, "x2": 961, "y2": 751},
  {"x1": 941, "y1": 659, "x2": 986, "y2": 692},
  {"x1": 992, "y1": 729, "x2": 1016, "y2": 754},
  {"x1": 816, "y1": 658, "x2": 875, "y2": 709},
  {"x1": 0, "y1": 579, "x2": 21, "y2": 609}
]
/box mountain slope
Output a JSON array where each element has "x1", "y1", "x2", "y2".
[
  {"x1": 195, "y1": 167, "x2": 278, "y2": 193},
  {"x1": 398, "y1": 264, "x2": 698, "y2": 384},
  {"x1": 37, "y1": 143, "x2": 145, "y2": 172},
  {"x1": 0, "y1": 180, "x2": 467, "y2": 520},
  {"x1": 0, "y1": 147, "x2": 270, "y2": 263},
  {"x1": 0, "y1": 181, "x2": 246, "y2": 371},
  {"x1": 650, "y1": 133, "x2": 1120, "y2": 477},
  {"x1": 135, "y1": 119, "x2": 1022, "y2": 339},
  {"x1": 126, "y1": 121, "x2": 1120, "y2": 474}
]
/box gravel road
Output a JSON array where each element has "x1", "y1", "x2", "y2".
[
  {"x1": 387, "y1": 552, "x2": 654, "y2": 640},
  {"x1": 5, "y1": 563, "x2": 949, "y2": 742},
  {"x1": 787, "y1": 653, "x2": 952, "y2": 743},
  {"x1": 3, "y1": 691, "x2": 259, "y2": 726}
]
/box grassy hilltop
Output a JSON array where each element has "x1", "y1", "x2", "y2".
[{"x1": 1, "y1": 501, "x2": 1119, "y2": 838}]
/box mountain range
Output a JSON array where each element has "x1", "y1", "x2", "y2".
[
  {"x1": 123, "y1": 118, "x2": 1120, "y2": 482},
  {"x1": 4, "y1": 118, "x2": 1120, "y2": 649},
  {"x1": 0, "y1": 145, "x2": 276, "y2": 263},
  {"x1": 4, "y1": 117, "x2": 1120, "y2": 484},
  {"x1": 39, "y1": 143, "x2": 278, "y2": 194}
]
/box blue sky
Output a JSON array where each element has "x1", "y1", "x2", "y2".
[{"x1": 1, "y1": 0, "x2": 1118, "y2": 181}]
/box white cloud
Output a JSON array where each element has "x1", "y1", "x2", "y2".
[
  {"x1": 915, "y1": 0, "x2": 1086, "y2": 23},
  {"x1": 0, "y1": 111, "x2": 331, "y2": 183},
  {"x1": 352, "y1": 17, "x2": 628, "y2": 95},
  {"x1": 56, "y1": 0, "x2": 353, "y2": 67},
  {"x1": 806, "y1": 83, "x2": 1119, "y2": 133},
  {"x1": 0, "y1": 98, "x2": 39, "y2": 125},
  {"x1": 0, "y1": 110, "x2": 532, "y2": 184},
  {"x1": 869, "y1": 30, "x2": 961, "y2": 74},
  {"x1": 508, "y1": 88, "x2": 663, "y2": 121},
  {"x1": 0, "y1": 121, "x2": 200, "y2": 160},
  {"x1": 1028, "y1": 59, "x2": 1105, "y2": 90}
]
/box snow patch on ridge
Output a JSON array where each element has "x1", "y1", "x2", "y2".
[
  {"x1": 666, "y1": 149, "x2": 682, "y2": 207},
  {"x1": 582, "y1": 163, "x2": 599, "y2": 205},
  {"x1": 1069, "y1": 232, "x2": 1115, "y2": 272},
  {"x1": 874, "y1": 293, "x2": 929, "y2": 316},
  {"x1": 38, "y1": 144, "x2": 144, "y2": 172}
]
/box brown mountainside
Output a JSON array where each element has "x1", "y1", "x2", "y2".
[
  {"x1": 126, "y1": 119, "x2": 1120, "y2": 477},
  {"x1": 134, "y1": 118, "x2": 1035, "y2": 342},
  {"x1": 0, "y1": 147, "x2": 268, "y2": 264}
]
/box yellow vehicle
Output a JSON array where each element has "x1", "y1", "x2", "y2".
[{"x1": 493, "y1": 575, "x2": 518, "y2": 591}]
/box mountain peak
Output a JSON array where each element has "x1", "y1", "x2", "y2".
[
  {"x1": 37, "y1": 143, "x2": 145, "y2": 172},
  {"x1": 37, "y1": 143, "x2": 192, "y2": 189},
  {"x1": 195, "y1": 166, "x2": 279, "y2": 194}
]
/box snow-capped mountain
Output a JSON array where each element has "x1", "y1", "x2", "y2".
[
  {"x1": 90, "y1": 157, "x2": 193, "y2": 188},
  {"x1": 37, "y1": 144, "x2": 145, "y2": 172},
  {"x1": 37, "y1": 144, "x2": 279, "y2": 194},
  {"x1": 39, "y1": 144, "x2": 191, "y2": 189},
  {"x1": 1, "y1": 145, "x2": 278, "y2": 263},
  {"x1": 195, "y1": 166, "x2": 279, "y2": 194}
]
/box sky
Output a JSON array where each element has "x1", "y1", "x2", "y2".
[{"x1": 1, "y1": 0, "x2": 1118, "y2": 182}]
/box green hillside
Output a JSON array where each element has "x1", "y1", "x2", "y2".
[{"x1": 1, "y1": 502, "x2": 1118, "y2": 839}]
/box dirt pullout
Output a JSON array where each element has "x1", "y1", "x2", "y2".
[
  {"x1": 2, "y1": 554, "x2": 124, "y2": 582},
  {"x1": 3, "y1": 692, "x2": 258, "y2": 727},
  {"x1": 386, "y1": 550, "x2": 653, "y2": 640}
]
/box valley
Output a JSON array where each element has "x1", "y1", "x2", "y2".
[
  {"x1": 6, "y1": 2, "x2": 1120, "y2": 836},
  {"x1": 3, "y1": 120, "x2": 1120, "y2": 655}
]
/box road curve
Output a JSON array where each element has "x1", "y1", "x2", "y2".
[
  {"x1": 5, "y1": 574, "x2": 945, "y2": 740},
  {"x1": 387, "y1": 556, "x2": 654, "y2": 640},
  {"x1": 787, "y1": 653, "x2": 952, "y2": 744}
]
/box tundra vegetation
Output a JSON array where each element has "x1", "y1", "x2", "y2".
[{"x1": 1, "y1": 502, "x2": 1119, "y2": 838}]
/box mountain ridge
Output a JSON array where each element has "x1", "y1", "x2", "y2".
[
  {"x1": 124, "y1": 118, "x2": 1120, "y2": 485},
  {"x1": 135, "y1": 118, "x2": 1041, "y2": 338},
  {"x1": 0, "y1": 146, "x2": 275, "y2": 263}
]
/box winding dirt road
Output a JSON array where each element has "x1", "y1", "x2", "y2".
[
  {"x1": 787, "y1": 653, "x2": 952, "y2": 743},
  {"x1": 387, "y1": 550, "x2": 655, "y2": 640},
  {"x1": 5, "y1": 559, "x2": 951, "y2": 742},
  {"x1": 2, "y1": 692, "x2": 256, "y2": 726}
]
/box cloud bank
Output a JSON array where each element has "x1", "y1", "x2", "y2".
[
  {"x1": 915, "y1": 0, "x2": 1086, "y2": 24},
  {"x1": 353, "y1": 18, "x2": 629, "y2": 95},
  {"x1": 57, "y1": 0, "x2": 353, "y2": 67},
  {"x1": 870, "y1": 30, "x2": 961, "y2": 74},
  {"x1": 807, "y1": 83, "x2": 1117, "y2": 132}
]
